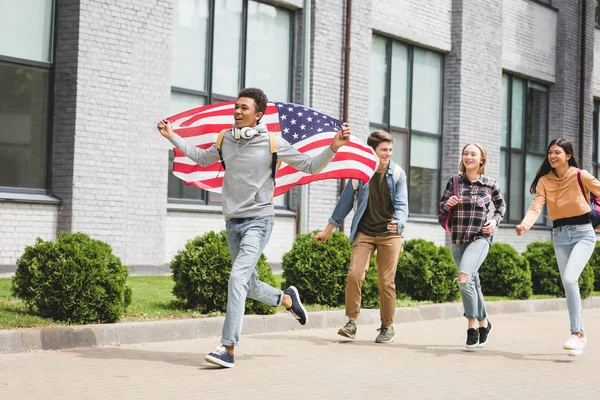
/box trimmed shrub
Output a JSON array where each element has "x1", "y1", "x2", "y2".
[
  {"x1": 524, "y1": 241, "x2": 594, "y2": 299},
  {"x1": 170, "y1": 230, "x2": 276, "y2": 315},
  {"x1": 396, "y1": 239, "x2": 459, "y2": 303},
  {"x1": 11, "y1": 232, "x2": 132, "y2": 324},
  {"x1": 281, "y1": 231, "x2": 379, "y2": 308},
  {"x1": 479, "y1": 243, "x2": 532, "y2": 299},
  {"x1": 588, "y1": 242, "x2": 600, "y2": 292}
]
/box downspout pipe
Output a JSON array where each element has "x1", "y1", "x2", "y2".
[
  {"x1": 338, "y1": 0, "x2": 352, "y2": 232},
  {"x1": 579, "y1": 0, "x2": 587, "y2": 164},
  {"x1": 299, "y1": 0, "x2": 312, "y2": 234}
]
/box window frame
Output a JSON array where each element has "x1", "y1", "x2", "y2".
[
  {"x1": 0, "y1": 0, "x2": 56, "y2": 195},
  {"x1": 593, "y1": 99, "x2": 600, "y2": 177},
  {"x1": 501, "y1": 72, "x2": 550, "y2": 224},
  {"x1": 168, "y1": 0, "x2": 295, "y2": 208},
  {"x1": 368, "y1": 35, "x2": 445, "y2": 217}
]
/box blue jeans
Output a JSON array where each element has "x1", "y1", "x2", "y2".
[
  {"x1": 451, "y1": 238, "x2": 490, "y2": 321},
  {"x1": 221, "y1": 216, "x2": 283, "y2": 346},
  {"x1": 553, "y1": 223, "x2": 596, "y2": 334}
]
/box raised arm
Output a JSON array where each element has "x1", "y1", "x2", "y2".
[
  {"x1": 277, "y1": 123, "x2": 351, "y2": 174},
  {"x1": 157, "y1": 119, "x2": 220, "y2": 167}
]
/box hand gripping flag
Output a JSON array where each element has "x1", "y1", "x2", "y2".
[{"x1": 167, "y1": 101, "x2": 379, "y2": 197}]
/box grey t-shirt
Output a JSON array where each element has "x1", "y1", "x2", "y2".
[{"x1": 169, "y1": 124, "x2": 335, "y2": 219}]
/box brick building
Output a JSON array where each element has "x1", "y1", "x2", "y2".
[{"x1": 1, "y1": 0, "x2": 600, "y2": 272}]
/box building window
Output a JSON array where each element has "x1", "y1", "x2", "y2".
[
  {"x1": 500, "y1": 73, "x2": 549, "y2": 223},
  {"x1": 593, "y1": 99, "x2": 600, "y2": 177},
  {"x1": 369, "y1": 35, "x2": 444, "y2": 215},
  {"x1": 169, "y1": 0, "x2": 294, "y2": 207},
  {"x1": 0, "y1": 0, "x2": 54, "y2": 191}
]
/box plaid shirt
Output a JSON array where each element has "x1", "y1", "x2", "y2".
[{"x1": 438, "y1": 174, "x2": 506, "y2": 246}]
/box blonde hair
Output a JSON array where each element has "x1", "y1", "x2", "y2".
[{"x1": 459, "y1": 143, "x2": 487, "y2": 175}]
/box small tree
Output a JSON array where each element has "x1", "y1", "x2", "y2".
[
  {"x1": 524, "y1": 241, "x2": 594, "y2": 299},
  {"x1": 479, "y1": 243, "x2": 532, "y2": 299},
  {"x1": 170, "y1": 230, "x2": 276, "y2": 315},
  {"x1": 281, "y1": 231, "x2": 379, "y2": 307},
  {"x1": 396, "y1": 239, "x2": 459, "y2": 303},
  {"x1": 12, "y1": 232, "x2": 132, "y2": 324}
]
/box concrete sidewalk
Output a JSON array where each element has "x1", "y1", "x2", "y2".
[
  {"x1": 2, "y1": 296, "x2": 600, "y2": 355},
  {"x1": 2, "y1": 308, "x2": 600, "y2": 400}
]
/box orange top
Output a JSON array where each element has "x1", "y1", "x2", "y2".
[{"x1": 521, "y1": 166, "x2": 600, "y2": 229}]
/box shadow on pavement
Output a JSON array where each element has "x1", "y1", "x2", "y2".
[
  {"x1": 68, "y1": 347, "x2": 282, "y2": 369},
  {"x1": 251, "y1": 333, "x2": 575, "y2": 364}
]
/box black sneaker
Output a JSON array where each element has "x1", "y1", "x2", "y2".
[
  {"x1": 478, "y1": 321, "x2": 493, "y2": 348},
  {"x1": 284, "y1": 286, "x2": 308, "y2": 325},
  {"x1": 205, "y1": 346, "x2": 235, "y2": 368},
  {"x1": 466, "y1": 328, "x2": 479, "y2": 350}
]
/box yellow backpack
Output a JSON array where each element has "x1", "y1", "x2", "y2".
[{"x1": 215, "y1": 129, "x2": 281, "y2": 182}]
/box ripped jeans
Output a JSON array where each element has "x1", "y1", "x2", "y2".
[{"x1": 451, "y1": 238, "x2": 490, "y2": 321}]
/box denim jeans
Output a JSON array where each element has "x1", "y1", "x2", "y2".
[
  {"x1": 451, "y1": 238, "x2": 490, "y2": 321},
  {"x1": 221, "y1": 216, "x2": 282, "y2": 346},
  {"x1": 553, "y1": 223, "x2": 596, "y2": 334}
]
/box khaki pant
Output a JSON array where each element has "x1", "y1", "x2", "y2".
[{"x1": 345, "y1": 232, "x2": 403, "y2": 326}]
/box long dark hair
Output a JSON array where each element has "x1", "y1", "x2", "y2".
[{"x1": 529, "y1": 137, "x2": 579, "y2": 194}]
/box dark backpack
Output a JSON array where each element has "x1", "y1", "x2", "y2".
[
  {"x1": 438, "y1": 175, "x2": 460, "y2": 235},
  {"x1": 576, "y1": 169, "x2": 600, "y2": 229}
]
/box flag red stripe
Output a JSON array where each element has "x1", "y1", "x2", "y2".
[
  {"x1": 173, "y1": 162, "x2": 222, "y2": 173},
  {"x1": 274, "y1": 169, "x2": 371, "y2": 197},
  {"x1": 276, "y1": 152, "x2": 378, "y2": 177}
]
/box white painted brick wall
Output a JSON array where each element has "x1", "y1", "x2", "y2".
[
  {"x1": 0, "y1": 203, "x2": 58, "y2": 264},
  {"x1": 68, "y1": 0, "x2": 172, "y2": 265},
  {"x1": 165, "y1": 212, "x2": 296, "y2": 264},
  {"x1": 372, "y1": 0, "x2": 452, "y2": 52},
  {"x1": 593, "y1": 30, "x2": 600, "y2": 98},
  {"x1": 502, "y1": 0, "x2": 557, "y2": 83}
]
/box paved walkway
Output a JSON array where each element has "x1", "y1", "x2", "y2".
[{"x1": 1, "y1": 308, "x2": 599, "y2": 400}]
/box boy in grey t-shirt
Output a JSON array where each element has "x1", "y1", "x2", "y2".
[{"x1": 157, "y1": 87, "x2": 351, "y2": 368}]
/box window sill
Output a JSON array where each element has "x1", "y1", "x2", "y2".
[
  {"x1": 167, "y1": 202, "x2": 296, "y2": 217},
  {"x1": 0, "y1": 192, "x2": 61, "y2": 205}
]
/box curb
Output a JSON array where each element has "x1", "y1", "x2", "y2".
[{"x1": 2, "y1": 297, "x2": 600, "y2": 355}]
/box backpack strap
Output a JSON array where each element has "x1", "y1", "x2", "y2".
[
  {"x1": 577, "y1": 169, "x2": 587, "y2": 201},
  {"x1": 352, "y1": 179, "x2": 359, "y2": 212},
  {"x1": 269, "y1": 132, "x2": 279, "y2": 182},
  {"x1": 452, "y1": 174, "x2": 460, "y2": 196},
  {"x1": 216, "y1": 129, "x2": 228, "y2": 171}
]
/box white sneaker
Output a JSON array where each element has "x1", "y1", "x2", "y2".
[
  {"x1": 563, "y1": 334, "x2": 587, "y2": 351},
  {"x1": 568, "y1": 350, "x2": 584, "y2": 357}
]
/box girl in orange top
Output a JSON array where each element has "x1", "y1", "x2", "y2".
[{"x1": 516, "y1": 138, "x2": 600, "y2": 356}]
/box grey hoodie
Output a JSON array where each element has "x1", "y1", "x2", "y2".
[{"x1": 169, "y1": 123, "x2": 335, "y2": 219}]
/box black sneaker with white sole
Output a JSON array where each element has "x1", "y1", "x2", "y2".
[
  {"x1": 478, "y1": 320, "x2": 493, "y2": 348},
  {"x1": 466, "y1": 328, "x2": 479, "y2": 349},
  {"x1": 284, "y1": 286, "x2": 308, "y2": 325}
]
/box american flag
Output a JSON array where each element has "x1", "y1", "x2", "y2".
[{"x1": 167, "y1": 101, "x2": 379, "y2": 197}]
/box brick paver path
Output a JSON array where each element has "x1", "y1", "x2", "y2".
[{"x1": 2, "y1": 308, "x2": 599, "y2": 399}]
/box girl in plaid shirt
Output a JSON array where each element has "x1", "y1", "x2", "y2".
[{"x1": 438, "y1": 143, "x2": 506, "y2": 349}]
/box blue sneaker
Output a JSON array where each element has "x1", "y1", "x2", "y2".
[
  {"x1": 205, "y1": 346, "x2": 235, "y2": 368},
  {"x1": 284, "y1": 286, "x2": 308, "y2": 325}
]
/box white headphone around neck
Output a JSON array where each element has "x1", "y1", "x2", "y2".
[{"x1": 231, "y1": 126, "x2": 259, "y2": 140}]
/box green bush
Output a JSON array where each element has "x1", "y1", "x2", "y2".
[
  {"x1": 524, "y1": 241, "x2": 594, "y2": 299},
  {"x1": 281, "y1": 231, "x2": 379, "y2": 308},
  {"x1": 11, "y1": 232, "x2": 132, "y2": 324},
  {"x1": 479, "y1": 243, "x2": 532, "y2": 299},
  {"x1": 396, "y1": 239, "x2": 459, "y2": 303},
  {"x1": 170, "y1": 230, "x2": 276, "y2": 315},
  {"x1": 588, "y1": 242, "x2": 600, "y2": 292}
]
